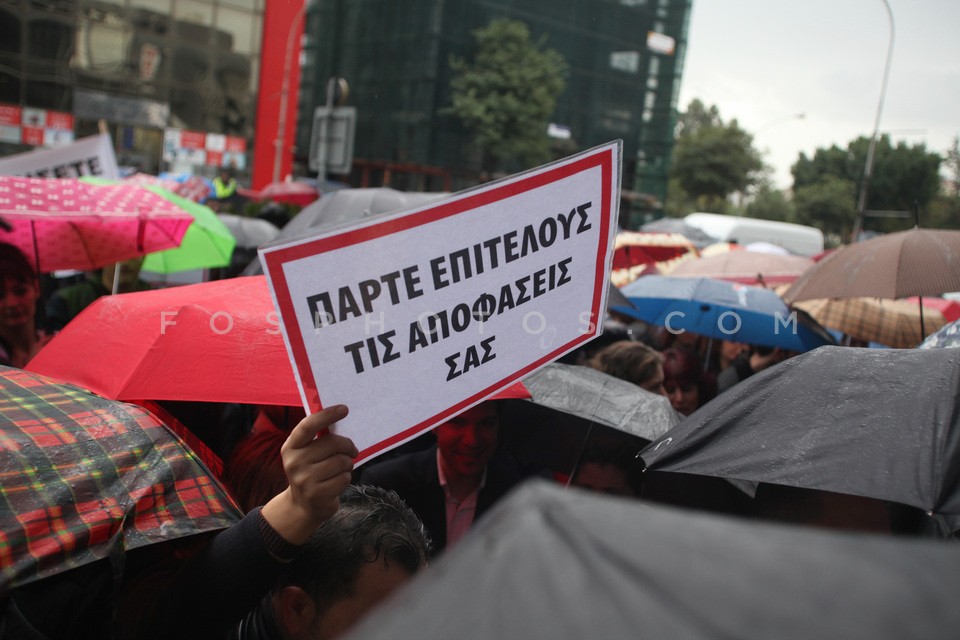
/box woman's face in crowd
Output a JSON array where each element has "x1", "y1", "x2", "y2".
[
  {"x1": 664, "y1": 376, "x2": 699, "y2": 416},
  {"x1": 640, "y1": 363, "x2": 666, "y2": 396},
  {"x1": 0, "y1": 275, "x2": 38, "y2": 333}
]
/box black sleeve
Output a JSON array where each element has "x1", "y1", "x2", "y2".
[{"x1": 136, "y1": 508, "x2": 300, "y2": 639}]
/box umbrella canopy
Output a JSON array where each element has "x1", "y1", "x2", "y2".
[
  {"x1": 907, "y1": 296, "x2": 960, "y2": 323},
  {"x1": 919, "y1": 318, "x2": 960, "y2": 349},
  {"x1": 616, "y1": 275, "x2": 833, "y2": 351},
  {"x1": 499, "y1": 363, "x2": 679, "y2": 475},
  {"x1": 668, "y1": 250, "x2": 813, "y2": 286},
  {"x1": 0, "y1": 366, "x2": 242, "y2": 590},
  {"x1": 791, "y1": 296, "x2": 947, "y2": 348},
  {"x1": 343, "y1": 481, "x2": 960, "y2": 640},
  {"x1": 124, "y1": 172, "x2": 214, "y2": 203},
  {"x1": 0, "y1": 175, "x2": 194, "y2": 272},
  {"x1": 26, "y1": 275, "x2": 299, "y2": 406},
  {"x1": 82, "y1": 177, "x2": 236, "y2": 274},
  {"x1": 640, "y1": 217, "x2": 716, "y2": 248},
  {"x1": 783, "y1": 228, "x2": 960, "y2": 302},
  {"x1": 640, "y1": 346, "x2": 960, "y2": 519},
  {"x1": 277, "y1": 187, "x2": 446, "y2": 240},
  {"x1": 243, "y1": 187, "x2": 447, "y2": 275},
  {"x1": 251, "y1": 180, "x2": 320, "y2": 206},
  {"x1": 216, "y1": 213, "x2": 280, "y2": 250},
  {"x1": 612, "y1": 231, "x2": 697, "y2": 270}
]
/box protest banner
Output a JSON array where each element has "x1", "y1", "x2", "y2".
[
  {"x1": 261, "y1": 141, "x2": 621, "y2": 464},
  {"x1": 0, "y1": 133, "x2": 119, "y2": 179}
]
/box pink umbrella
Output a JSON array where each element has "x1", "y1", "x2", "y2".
[
  {"x1": 666, "y1": 250, "x2": 814, "y2": 287},
  {"x1": 0, "y1": 176, "x2": 194, "y2": 271}
]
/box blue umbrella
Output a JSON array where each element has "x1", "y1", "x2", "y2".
[{"x1": 614, "y1": 275, "x2": 832, "y2": 352}]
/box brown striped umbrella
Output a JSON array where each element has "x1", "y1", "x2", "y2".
[{"x1": 782, "y1": 228, "x2": 960, "y2": 302}]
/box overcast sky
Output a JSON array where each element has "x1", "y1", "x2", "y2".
[{"x1": 677, "y1": 0, "x2": 960, "y2": 189}]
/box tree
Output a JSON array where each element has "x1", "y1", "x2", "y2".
[
  {"x1": 668, "y1": 99, "x2": 764, "y2": 211},
  {"x1": 445, "y1": 19, "x2": 568, "y2": 176},
  {"x1": 745, "y1": 186, "x2": 795, "y2": 223},
  {"x1": 791, "y1": 135, "x2": 942, "y2": 234},
  {"x1": 792, "y1": 175, "x2": 857, "y2": 240}
]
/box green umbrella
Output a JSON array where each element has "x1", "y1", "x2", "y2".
[{"x1": 81, "y1": 176, "x2": 236, "y2": 273}]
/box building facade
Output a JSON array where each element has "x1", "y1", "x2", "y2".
[
  {"x1": 298, "y1": 0, "x2": 691, "y2": 224},
  {"x1": 0, "y1": 0, "x2": 266, "y2": 177}
]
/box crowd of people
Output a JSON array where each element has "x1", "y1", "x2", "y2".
[{"x1": 0, "y1": 237, "x2": 936, "y2": 638}]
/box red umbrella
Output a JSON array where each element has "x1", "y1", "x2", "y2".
[
  {"x1": 906, "y1": 296, "x2": 960, "y2": 323},
  {"x1": 0, "y1": 176, "x2": 194, "y2": 271},
  {"x1": 0, "y1": 365, "x2": 241, "y2": 589},
  {"x1": 26, "y1": 276, "x2": 531, "y2": 407},
  {"x1": 245, "y1": 180, "x2": 320, "y2": 207},
  {"x1": 613, "y1": 231, "x2": 697, "y2": 270}
]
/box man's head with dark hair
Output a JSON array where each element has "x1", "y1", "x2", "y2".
[
  {"x1": 571, "y1": 429, "x2": 645, "y2": 497},
  {"x1": 268, "y1": 484, "x2": 432, "y2": 639}
]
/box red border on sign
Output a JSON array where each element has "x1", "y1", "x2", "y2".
[{"x1": 264, "y1": 146, "x2": 615, "y2": 462}]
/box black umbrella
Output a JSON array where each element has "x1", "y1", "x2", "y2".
[
  {"x1": 640, "y1": 346, "x2": 960, "y2": 526},
  {"x1": 343, "y1": 481, "x2": 960, "y2": 640},
  {"x1": 499, "y1": 363, "x2": 679, "y2": 477}
]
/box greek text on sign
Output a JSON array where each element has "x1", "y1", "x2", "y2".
[{"x1": 261, "y1": 141, "x2": 621, "y2": 465}]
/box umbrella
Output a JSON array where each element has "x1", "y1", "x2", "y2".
[
  {"x1": 640, "y1": 346, "x2": 960, "y2": 525},
  {"x1": 640, "y1": 217, "x2": 716, "y2": 248},
  {"x1": 791, "y1": 296, "x2": 947, "y2": 348},
  {"x1": 81, "y1": 177, "x2": 236, "y2": 274},
  {"x1": 0, "y1": 366, "x2": 242, "y2": 590},
  {"x1": 343, "y1": 481, "x2": 960, "y2": 640},
  {"x1": 249, "y1": 180, "x2": 320, "y2": 207},
  {"x1": 0, "y1": 175, "x2": 194, "y2": 272},
  {"x1": 782, "y1": 228, "x2": 960, "y2": 302},
  {"x1": 615, "y1": 275, "x2": 833, "y2": 352},
  {"x1": 124, "y1": 172, "x2": 214, "y2": 203},
  {"x1": 25, "y1": 276, "x2": 300, "y2": 406},
  {"x1": 243, "y1": 187, "x2": 447, "y2": 275},
  {"x1": 612, "y1": 231, "x2": 697, "y2": 270},
  {"x1": 498, "y1": 363, "x2": 679, "y2": 475},
  {"x1": 216, "y1": 214, "x2": 280, "y2": 249},
  {"x1": 919, "y1": 318, "x2": 960, "y2": 349},
  {"x1": 907, "y1": 296, "x2": 960, "y2": 323},
  {"x1": 667, "y1": 249, "x2": 813, "y2": 287}
]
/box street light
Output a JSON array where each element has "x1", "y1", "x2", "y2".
[
  {"x1": 755, "y1": 112, "x2": 806, "y2": 135},
  {"x1": 851, "y1": 0, "x2": 895, "y2": 243}
]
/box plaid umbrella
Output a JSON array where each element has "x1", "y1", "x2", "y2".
[
  {"x1": 0, "y1": 366, "x2": 242, "y2": 591},
  {"x1": 790, "y1": 296, "x2": 947, "y2": 348}
]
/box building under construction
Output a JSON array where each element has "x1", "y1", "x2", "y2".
[{"x1": 299, "y1": 0, "x2": 692, "y2": 226}]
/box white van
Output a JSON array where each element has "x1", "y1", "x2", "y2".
[{"x1": 683, "y1": 213, "x2": 824, "y2": 257}]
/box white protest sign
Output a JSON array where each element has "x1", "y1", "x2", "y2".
[
  {"x1": 0, "y1": 133, "x2": 119, "y2": 179},
  {"x1": 261, "y1": 141, "x2": 621, "y2": 464}
]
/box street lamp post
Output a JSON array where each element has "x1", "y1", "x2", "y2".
[{"x1": 851, "y1": 0, "x2": 895, "y2": 243}]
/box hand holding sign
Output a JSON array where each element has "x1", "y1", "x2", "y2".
[{"x1": 261, "y1": 405, "x2": 359, "y2": 545}]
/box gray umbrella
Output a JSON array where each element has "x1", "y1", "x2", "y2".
[
  {"x1": 640, "y1": 346, "x2": 960, "y2": 520},
  {"x1": 498, "y1": 363, "x2": 679, "y2": 476},
  {"x1": 641, "y1": 217, "x2": 717, "y2": 249},
  {"x1": 243, "y1": 187, "x2": 446, "y2": 275},
  {"x1": 343, "y1": 481, "x2": 960, "y2": 640},
  {"x1": 215, "y1": 213, "x2": 280, "y2": 249}
]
